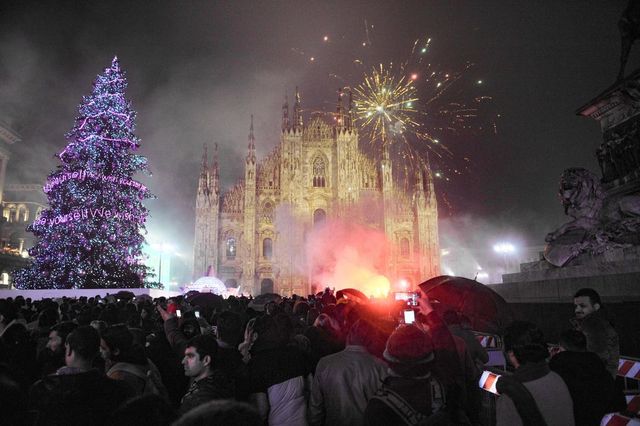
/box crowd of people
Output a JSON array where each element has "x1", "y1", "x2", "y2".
[{"x1": 0, "y1": 286, "x2": 628, "y2": 425}]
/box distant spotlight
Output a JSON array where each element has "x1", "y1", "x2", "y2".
[
  {"x1": 433, "y1": 139, "x2": 439, "y2": 144},
  {"x1": 362, "y1": 42, "x2": 367, "y2": 47},
  {"x1": 435, "y1": 172, "x2": 442, "y2": 178},
  {"x1": 421, "y1": 48, "x2": 427, "y2": 53},
  {"x1": 411, "y1": 73, "x2": 418, "y2": 80},
  {"x1": 477, "y1": 79, "x2": 483, "y2": 84},
  {"x1": 493, "y1": 242, "x2": 516, "y2": 254},
  {"x1": 310, "y1": 56, "x2": 315, "y2": 62},
  {"x1": 436, "y1": 82, "x2": 442, "y2": 88},
  {"x1": 323, "y1": 35, "x2": 329, "y2": 42}
]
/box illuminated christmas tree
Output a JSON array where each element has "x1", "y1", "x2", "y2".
[{"x1": 15, "y1": 57, "x2": 152, "y2": 289}]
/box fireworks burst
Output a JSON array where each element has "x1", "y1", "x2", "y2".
[
  {"x1": 353, "y1": 64, "x2": 419, "y2": 147},
  {"x1": 291, "y1": 30, "x2": 499, "y2": 212}
]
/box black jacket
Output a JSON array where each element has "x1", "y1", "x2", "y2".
[
  {"x1": 29, "y1": 369, "x2": 133, "y2": 426},
  {"x1": 549, "y1": 350, "x2": 619, "y2": 426},
  {"x1": 179, "y1": 370, "x2": 235, "y2": 415}
]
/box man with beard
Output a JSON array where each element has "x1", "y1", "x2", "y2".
[
  {"x1": 38, "y1": 321, "x2": 77, "y2": 376},
  {"x1": 572, "y1": 288, "x2": 619, "y2": 377},
  {"x1": 180, "y1": 334, "x2": 235, "y2": 415}
]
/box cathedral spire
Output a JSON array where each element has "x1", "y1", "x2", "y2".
[
  {"x1": 423, "y1": 154, "x2": 436, "y2": 201},
  {"x1": 347, "y1": 88, "x2": 354, "y2": 129},
  {"x1": 282, "y1": 93, "x2": 290, "y2": 130},
  {"x1": 247, "y1": 115, "x2": 256, "y2": 163},
  {"x1": 198, "y1": 144, "x2": 210, "y2": 196},
  {"x1": 210, "y1": 142, "x2": 219, "y2": 194},
  {"x1": 293, "y1": 86, "x2": 303, "y2": 129}
]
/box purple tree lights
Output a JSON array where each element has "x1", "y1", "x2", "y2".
[{"x1": 15, "y1": 57, "x2": 153, "y2": 289}]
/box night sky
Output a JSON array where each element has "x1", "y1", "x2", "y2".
[{"x1": 0, "y1": 1, "x2": 633, "y2": 278}]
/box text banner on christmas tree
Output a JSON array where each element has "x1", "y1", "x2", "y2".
[
  {"x1": 43, "y1": 170, "x2": 147, "y2": 194},
  {"x1": 33, "y1": 208, "x2": 144, "y2": 228}
]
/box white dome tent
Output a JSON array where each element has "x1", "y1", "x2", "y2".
[{"x1": 184, "y1": 276, "x2": 227, "y2": 295}]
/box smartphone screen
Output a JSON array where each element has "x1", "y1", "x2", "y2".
[
  {"x1": 479, "y1": 370, "x2": 501, "y2": 394},
  {"x1": 403, "y1": 309, "x2": 415, "y2": 324},
  {"x1": 176, "y1": 309, "x2": 182, "y2": 318},
  {"x1": 195, "y1": 311, "x2": 200, "y2": 318}
]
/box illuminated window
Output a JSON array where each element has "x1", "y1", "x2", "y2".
[
  {"x1": 6, "y1": 205, "x2": 16, "y2": 223},
  {"x1": 400, "y1": 238, "x2": 410, "y2": 258},
  {"x1": 226, "y1": 238, "x2": 236, "y2": 260},
  {"x1": 263, "y1": 238, "x2": 273, "y2": 260},
  {"x1": 312, "y1": 156, "x2": 326, "y2": 187},
  {"x1": 17, "y1": 205, "x2": 28, "y2": 222},
  {"x1": 263, "y1": 202, "x2": 274, "y2": 223}
]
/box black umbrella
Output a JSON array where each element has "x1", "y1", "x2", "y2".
[
  {"x1": 419, "y1": 275, "x2": 512, "y2": 334},
  {"x1": 186, "y1": 292, "x2": 224, "y2": 309}
]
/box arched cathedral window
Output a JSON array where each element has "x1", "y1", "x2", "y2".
[
  {"x1": 312, "y1": 156, "x2": 326, "y2": 187},
  {"x1": 263, "y1": 238, "x2": 273, "y2": 260},
  {"x1": 313, "y1": 209, "x2": 326, "y2": 227},
  {"x1": 226, "y1": 238, "x2": 236, "y2": 260},
  {"x1": 400, "y1": 238, "x2": 410, "y2": 258},
  {"x1": 263, "y1": 202, "x2": 274, "y2": 223}
]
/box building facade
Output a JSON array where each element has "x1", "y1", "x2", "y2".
[
  {"x1": 0, "y1": 121, "x2": 43, "y2": 287},
  {"x1": 193, "y1": 89, "x2": 439, "y2": 296}
]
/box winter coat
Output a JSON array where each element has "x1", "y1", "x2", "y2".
[
  {"x1": 28, "y1": 368, "x2": 133, "y2": 426},
  {"x1": 549, "y1": 350, "x2": 620, "y2": 426},
  {"x1": 575, "y1": 310, "x2": 619, "y2": 377},
  {"x1": 309, "y1": 345, "x2": 387, "y2": 426},
  {"x1": 495, "y1": 361, "x2": 574, "y2": 426},
  {"x1": 179, "y1": 369, "x2": 235, "y2": 415}
]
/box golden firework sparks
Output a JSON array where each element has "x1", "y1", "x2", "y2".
[{"x1": 353, "y1": 64, "x2": 420, "y2": 147}]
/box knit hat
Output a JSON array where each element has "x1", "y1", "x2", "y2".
[{"x1": 383, "y1": 324, "x2": 434, "y2": 366}]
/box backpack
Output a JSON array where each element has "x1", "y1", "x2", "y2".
[
  {"x1": 370, "y1": 377, "x2": 451, "y2": 426},
  {"x1": 108, "y1": 362, "x2": 165, "y2": 397}
]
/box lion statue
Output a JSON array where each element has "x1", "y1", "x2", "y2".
[
  {"x1": 544, "y1": 168, "x2": 606, "y2": 266},
  {"x1": 545, "y1": 168, "x2": 640, "y2": 267}
]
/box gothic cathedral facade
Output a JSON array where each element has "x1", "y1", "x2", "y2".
[{"x1": 193, "y1": 89, "x2": 439, "y2": 296}]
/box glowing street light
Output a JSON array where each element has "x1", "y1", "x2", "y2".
[{"x1": 493, "y1": 242, "x2": 516, "y2": 254}]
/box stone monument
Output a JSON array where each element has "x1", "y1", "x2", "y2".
[{"x1": 495, "y1": 71, "x2": 640, "y2": 303}]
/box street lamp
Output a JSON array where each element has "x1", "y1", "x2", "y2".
[
  {"x1": 493, "y1": 242, "x2": 515, "y2": 254},
  {"x1": 493, "y1": 242, "x2": 517, "y2": 273}
]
